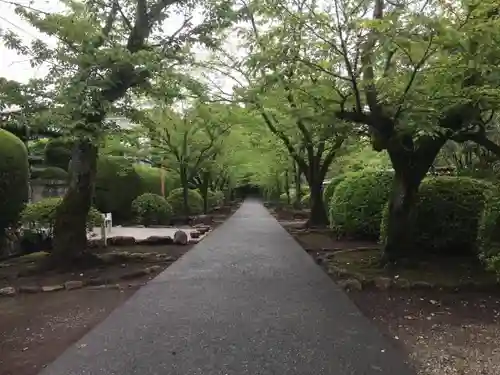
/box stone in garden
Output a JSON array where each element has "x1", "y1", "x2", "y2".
[
  {"x1": 42, "y1": 285, "x2": 64, "y2": 292},
  {"x1": 190, "y1": 231, "x2": 201, "y2": 239},
  {"x1": 0, "y1": 286, "x2": 16, "y2": 297},
  {"x1": 193, "y1": 215, "x2": 213, "y2": 225},
  {"x1": 327, "y1": 266, "x2": 350, "y2": 278},
  {"x1": 188, "y1": 239, "x2": 200, "y2": 245},
  {"x1": 18, "y1": 285, "x2": 42, "y2": 294},
  {"x1": 411, "y1": 281, "x2": 434, "y2": 289},
  {"x1": 374, "y1": 277, "x2": 392, "y2": 290},
  {"x1": 173, "y1": 230, "x2": 188, "y2": 245},
  {"x1": 107, "y1": 236, "x2": 136, "y2": 246},
  {"x1": 147, "y1": 265, "x2": 162, "y2": 273},
  {"x1": 338, "y1": 279, "x2": 362, "y2": 291},
  {"x1": 120, "y1": 269, "x2": 149, "y2": 280},
  {"x1": 139, "y1": 236, "x2": 174, "y2": 246},
  {"x1": 64, "y1": 280, "x2": 84, "y2": 290}
]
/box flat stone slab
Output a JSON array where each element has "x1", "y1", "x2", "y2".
[{"x1": 42, "y1": 200, "x2": 415, "y2": 375}]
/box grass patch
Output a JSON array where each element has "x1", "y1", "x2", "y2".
[{"x1": 329, "y1": 249, "x2": 499, "y2": 287}]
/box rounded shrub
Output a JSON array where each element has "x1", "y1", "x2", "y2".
[
  {"x1": 31, "y1": 166, "x2": 69, "y2": 180},
  {"x1": 323, "y1": 174, "x2": 350, "y2": 207},
  {"x1": 0, "y1": 129, "x2": 29, "y2": 236},
  {"x1": 134, "y1": 165, "x2": 179, "y2": 196},
  {"x1": 410, "y1": 176, "x2": 492, "y2": 254},
  {"x1": 20, "y1": 197, "x2": 103, "y2": 234},
  {"x1": 44, "y1": 138, "x2": 73, "y2": 171},
  {"x1": 94, "y1": 156, "x2": 142, "y2": 222},
  {"x1": 132, "y1": 193, "x2": 173, "y2": 226},
  {"x1": 208, "y1": 190, "x2": 224, "y2": 208},
  {"x1": 167, "y1": 188, "x2": 203, "y2": 216},
  {"x1": 478, "y1": 188, "x2": 500, "y2": 269},
  {"x1": 329, "y1": 170, "x2": 393, "y2": 240}
]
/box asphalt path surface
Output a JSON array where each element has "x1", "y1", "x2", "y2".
[{"x1": 40, "y1": 200, "x2": 415, "y2": 375}]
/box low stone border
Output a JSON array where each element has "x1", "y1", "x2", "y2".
[
  {"x1": 326, "y1": 264, "x2": 500, "y2": 292},
  {"x1": 0, "y1": 265, "x2": 164, "y2": 298}
]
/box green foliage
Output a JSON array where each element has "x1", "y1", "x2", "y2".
[
  {"x1": 44, "y1": 139, "x2": 73, "y2": 171},
  {"x1": 94, "y1": 156, "x2": 142, "y2": 222},
  {"x1": 411, "y1": 177, "x2": 492, "y2": 254},
  {"x1": 208, "y1": 190, "x2": 224, "y2": 208},
  {"x1": 330, "y1": 171, "x2": 394, "y2": 240},
  {"x1": 20, "y1": 197, "x2": 103, "y2": 235},
  {"x1": 167, "y1": 188, "x2": 204, "y2": 216},
  {"x1": 131, "y1": 193, "x2": 173, "y2": 226},
  {"x1": 134, "y1": 165, "x2": 179, "y2": 197},
  {"x1": 31, "y1": 166, "x2": 69, "y2": 180},
  {"x1": 0, "y1": 129, "x2": 29, "y2": 237},
  {"x1": 323, "y1": 174, "x2": 349, "y2": 207},
  {"x1": 300, "y1": 193, "x2": 310, "y2": 207},
  {"x1": 478, "y1": 188, "x2": 500, "y2": 273}
]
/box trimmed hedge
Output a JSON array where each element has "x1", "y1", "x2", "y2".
[
  {"x1": 323, "y1": 174, "x2": 350, "y2": 207},
  {"x1": 44, "y1": 138, "x2": 73, "y2": 171},
  {"x1": 167, "y1": 188, "x2": 203, "y2": 216},
  {"x1": 31, "y1": 166, "x2": 69, "y2": 180},
  {"x1": 0, "y1": 129, "x2": 29, "y2": 237},
  {"x1": 132, "y1": 193, "x2": 173, "y2": 226},
  {"x1": 329, "y1": 170, "x2": 393, "y2": 240},
  {"x1": 380, "y1": 176, "x2": 493, "y2": 255},
  {"x1": 134, "y1": 165, "x2": 179, "y2": 196},
  {"x1": 208, "y1": 190, "x2": 224, "y2": 208},
  {"x1": 94, "y1": 156, "x2": 142, "y2": 222},
  {"x1": 20, "y1": 197, "x2": 103, "y2": 234}
]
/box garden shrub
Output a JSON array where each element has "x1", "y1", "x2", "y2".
[
  {"x1": 329, "y1": 170, "x2": 393, "y2": 240},
  {"x1": 31, "y1": 166, "x2": 69, "y2": 180},
  {"x1": 134, "y1": 165, "x2": 179, "y2": 196},
  {"x1": 301, "y1": 193, "x2": 310, "y2": 207},
  {"x1": 379, "y1": 176, "x2": 493, "y2": 255},
  {"x1": 208, "y1": 190, "x2": 224, "y2": 208},
  {"x1": 44, "y1": 138, "x2": 73, "y2": 171},
  {"x1": 94, "y1": 156, "x2": 142, "y2": 222},
  {"x1": 477, "y1": 188, "x2": 500, "y2": 276},
  {"x1": 167, "y1": 188, "x2": 203, "y2": 215},
  {"x1": 323, "y1": 174, "x2": 350, "y2": 207},
  {"x1": 20, "y1": 197, "x2": 103, "y2": 236},
  {"x1": 131, "y1": 193, "x2": 173, "y2": 226},
  {"x1": 0, "y1": 129, "x2": 30, "y2": 239}
]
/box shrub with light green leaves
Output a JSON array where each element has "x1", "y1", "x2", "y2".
[
  {"x1": 132, "y1": 193, "x2": 172, "y2": 226},
  {"x1": 329, "y1": 170, "x2": 393, "y2": 239},
  {"x1": 21, "y1": 197, "x2": 103, "y2": 235},
  {"x1": 167, "y1": 188, "x2": 203, "y2": 216},
  {"x1": 0, "y1": 129, "x2": 29, "y2": 240},
  {"x1": 323, "y1": 174, "x2": 350, "y2": 207},
  {"x1": 380, "y1": 176, "x2": 493, "y2": 255},
  {"x1": 300, "y1": 193, "x2": 310, "y2": 207},
  {"x1": 476, "y1": 187, "x2": 500, "y2": 277},
  {"x1": 208, "y1": 190, "x2": 224, "y2": 208}
]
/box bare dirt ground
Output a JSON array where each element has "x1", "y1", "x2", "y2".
[
  {"x1": 275, "y1": 208, "x2": 500, "y2": 375},
  {"x1": 0, "y1": 204, "x2": 239, "y2": 375}
]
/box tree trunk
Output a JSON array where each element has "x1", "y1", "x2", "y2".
[
  {"x1": 382, "y1": 171, "x2": 420, "y2": 263},
  {"x1": 308, "y1": 179, "x2": 328, "y2": 227},
  {"x1": 201, "y1": 171, "x2": 210, "y2": 214},
  {"x1": 284, "y1": 170, "x2": 291, "y2": 205},
  {"x1": 180, "y1": 163, "x2": 190, "y2": 216},
  {"x1": 52, "y1": 139, "x2": 98, "y2": 266},
  {"x1": 293, "y1": 162, "x2": 302, "y2": 208}
]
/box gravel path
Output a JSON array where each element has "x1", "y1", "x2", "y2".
[{"x1": 41, "y1": 200, "x2": 415, "y2": 375}]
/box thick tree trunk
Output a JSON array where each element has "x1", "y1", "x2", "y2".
[
  {"x1": 308, "y1": 180, "x2": 328, "y2": 227},
  {"x1": 284, "y1": 170, "x2": 291, "y2": 205},
  {"x1": 52, "y1": 139, "x2": 98, "y2": 266},
  {"x1": 180, "y1": 163, "x2": 190, "y2": 216},
  {"x1": 293, "y1": 161, "x2": 302, "y2": 208},
  {"x1": 382, "y1": 171, "x2": 420, "y2": 263}
]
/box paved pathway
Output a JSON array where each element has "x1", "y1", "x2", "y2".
[{"x1": 41, "y1": 200, "x2": 415, "y2": 375}]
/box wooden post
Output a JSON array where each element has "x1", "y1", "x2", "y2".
[{"x1": 160, "y1": 167, "x2": 165, "y2": 197}]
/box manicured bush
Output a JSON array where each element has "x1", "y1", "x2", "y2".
[
  {"x1": 20, "y1": 197, "x2": 103, "y2": 235},
  {"x1": 329, "y1": 170, "x2": 393, "y2": 240},
  {"x1": 31, "y1": 166, "x2": 69, "y2": 180},
  {"x1": 167, "y1": 188, "x2": 203, "y2": 215},
  {"x1": 478, "y1": 188, "x2": 500, "y2": 272},
  {"x1": 0, "y1": 129, "x2": 30, "y2": 238},
  {"x1": 208, "y1": 190, "x2": 224, "y2": 208},
  {"x1": 323, "y1": 174, "x2": 350, "y2": 207},
  {"x1": 380, "y1": 176, "x2": 493, "y2": 255},
  {"x1": 134, "y1": 165, "x2": 179, "y2": 196},
  {"x1": 131, "y1": 193, "x2": 173, "y2": 226},
  {"x1": 44, "y1": 138, "x2": 73, "y2": 171},
  {"x1": 94, "y1": 156, "x2": 142, "y2": 222}
]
